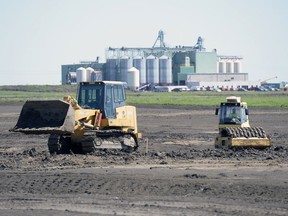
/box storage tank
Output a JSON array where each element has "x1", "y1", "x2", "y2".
[
  {"x1": 127, "y1": 67, "x2": 140, "y2": 91},
  {"x1": 233, "y1": 61, "x2": 241, "y2": 73},
  {"x1": 226, "y1": 61, "x2": 233, "y2": 73},
  {"x1": 146, "y1": 55, "x2": 159, "y2": 84},
  {"x1": 159, "y1": 55, "x2": 172, "y2": 85},
  {"x1": 218, "y1": 61, "x2": 226, "y2": 73},
  {"x1": 86, "y1": 67, "x2": 94, "y2": 82},
  {"x1": 76, "y1": 67, "x2": 87, "y2": 84},
  {"x1": 118, "y1": 55, "x2": 132, "y2": 82},
  {"x1": 185, "y1": 56, "x2": 190, "y2": 66},
  {"x1": 67, "y1": 72, "x2": 77, "y2": 84},
  {"x1": 105, "y1": 57, "x2": 117, "y2": 81},
  {"x1": 133, "y1": 56, "x2": 146, "y2": 85}
]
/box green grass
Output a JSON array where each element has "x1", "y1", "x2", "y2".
[
  {"x1": 0, "y1": 90, "x2": 77, "y2": 102},
  {"x1": 0, "y1": 85, "x2": 287, "y2": 108},
  {"x1": 0, "y1": 85, "x2": 77, "y2": 102},
  {"x1": 126, "y1": 91, "x2": 288, "y2": 108},
  {"x1": 0, "y1": 85, "x2": 77, "y2": 92}
]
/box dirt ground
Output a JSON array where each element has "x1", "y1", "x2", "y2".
[{"x1": 0, "y1": 103, "x2": 287, "y2": 216}]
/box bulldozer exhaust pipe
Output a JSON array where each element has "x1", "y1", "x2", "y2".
[{"x1": 11, "y1": 100, "x2": 75, "y2": 135}]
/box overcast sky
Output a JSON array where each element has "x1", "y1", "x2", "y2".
[{"x1": 0, "y1": 0, "x2": 287, "y2": 85}]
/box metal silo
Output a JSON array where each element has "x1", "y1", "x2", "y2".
[
  {"x1": 233, "y1": 61, "x2": 241, "y2": 73},
  {"x1": 146, "y1": 55, "x2": 159, "y2": 84},
  {"x1": 86, "y1": 67, "x2": 94, "y2": 82},
  {"x1": 159, "y1": 55, "x2": 172, "y2": 85},
  {"x1": 105, "y1": 57, "x2": 117, "y2": 81},
  {"x1": 127, "y1": 67, "x2": 140, "y2": 91},
  {"x1": 118, "y1": 55, "x2": 132, "y2": 82},
  {"x1": 67, "y1": 72, "x2": 77, "y2": 84},
  {"x1": 133, "y1": 56, "x2": 146, "y2": 85},
  {"x1": 218, "y1": 61, "x2": 226, "y2": 73},
  {"x1": 76, "y1": 67, "x2": 87, "y2": 84},
  {"x1": 185, "y1": 56, "x2": 190, "y2": 66},
  {"x1": 226, "y1": 61, "x2": 232, "y2": 73}
]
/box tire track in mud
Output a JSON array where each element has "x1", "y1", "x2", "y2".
[
  {"x1": 0, "y1": 166, "x2": 287, "y2": 211},
  {"x1": 0, "y1": 104, "x2": 288, "y2": 215},
  {"x1": 0, "y1": 145, "x2": 288, "y2": 170}
]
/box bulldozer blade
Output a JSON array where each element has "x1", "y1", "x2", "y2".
[{"x1": 11, "y1": 100, "x2": 75, "y2": 134}]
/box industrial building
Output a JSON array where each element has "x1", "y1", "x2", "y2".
[
  {"x1": 61, "y1": 30, "x2": 254, "y2": 90},
  {"x1": 61, "y1": 60, "x2": 104, "y2": 85}
]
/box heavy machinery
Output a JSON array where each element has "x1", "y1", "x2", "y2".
[
  {"x1": 215, "y1": 96, "x2": 271, "y2": 149},
  {"x1": 11, "y1": 81, "x2": 142, "y2": 154}
]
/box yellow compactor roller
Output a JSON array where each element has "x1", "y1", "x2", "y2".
[
  {"x1": 11, "y1": 81, "x2": 142, "y2": 154},
  {"x1": 215, "y1": 96, "x2": 271, "y2": 149}
]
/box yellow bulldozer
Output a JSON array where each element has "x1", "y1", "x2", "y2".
[
  {"x1": 215, "y1": 96, "x2": 271, "y2": 149},
  {"x1": 11, "y1": 81, "x2": 142, "y2": 154}
]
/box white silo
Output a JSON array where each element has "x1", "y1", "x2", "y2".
[
  {"x1": 133, "y1": 56, "x2": 146, "y2": 85},
  {"x1": 159, "y1": 55, "x2": 172, "y2": 85},
  {"x1": 86, "y1": 67, "x2": 94, "y2": 82},
  {"x1": 118, "y1": 55, "x2": 132, "y2": 82},
  {"x1": 226, "y1": 61, "x2": 233, "y2": 73},
  {"x1": 127, "y1": 67, "x2": 140, "y2": 91},
  {"x1": 67, "y1": 72, "x2": 77, "y2": 84},
  {"x1": 146, "y1": 55, "x2": 159, "y2": 84},
  {"x1": 218, "y1": 61, "x2": 226, "y2": 73},
  {"x1": 233, "y1": 61, "x2": 241, "y2": 73},
  {"x1": 185, "y1": 56, "x2": 190, "y2": 66},
  {"x1": 230, "y1": 61, "x2": 234, "y2": 73},
  {"x1": 76, "y1": 67, "x2": 87, "y2": 83},
  {"x1": 106, "y1": 57, "x2": 117, "y2": 81}
]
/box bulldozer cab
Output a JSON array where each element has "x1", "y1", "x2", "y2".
[{"x1": 77, "y1": 81, "x2": 126, "y2": 119}]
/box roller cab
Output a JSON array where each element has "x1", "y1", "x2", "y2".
[{"x1": 215, "y1": 96, "x2": 272, "y2": 149}]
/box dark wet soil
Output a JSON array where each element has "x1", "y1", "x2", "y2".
[{"x1": 0, "y1": 103, "x2": 287, "y2": 215}]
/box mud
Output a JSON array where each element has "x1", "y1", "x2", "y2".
[{"x1": 0, "y1": 103, "x2": 287, "y2": 215}]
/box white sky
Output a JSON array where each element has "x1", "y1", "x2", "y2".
[{"x1": 0, "y1": 0, "x2": 287, "y2": 85}]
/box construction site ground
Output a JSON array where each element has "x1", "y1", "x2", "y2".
[{"x1": 0, "y1": 103, "x2": 287, "y2": 216}]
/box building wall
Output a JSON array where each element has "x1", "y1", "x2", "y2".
[
  {"x1": 172, "y1": 52, "x2": 187, "y2": 65},
  {"x1": 177, "y1": 73, "x2": 189, "y2": 85},
  {"x1": 173, "y1": 51, "x2": 217, "y2": 73},
  {"x1": 187, "y1": 73, "x2": 248, "y2": 82},
  {"x1": 193, "y1": 51, "x2": 217, "y2": 73},
  {"x1": 172, "y1": 51, "x2": 218, "y2": 84},
  {"x1": 177, "y1": 73, "x2": 248, "y2": 85},
  {"x1": 188, "y1": 81, "x2": 261, "y2": 90}
]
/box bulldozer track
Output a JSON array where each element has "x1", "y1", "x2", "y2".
[
  {"x1": 48, "y1": 134, "x2": 71, "y2": 154},
  {"x1": 81, "y1": 129, "x2": 139, "y2": 154},
  {"x1": 47, "y1": 130, "x2": 139, "y2": 154},
  {"x1": 48, "y1": 134, "x2": 62, "y2": 153}
]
